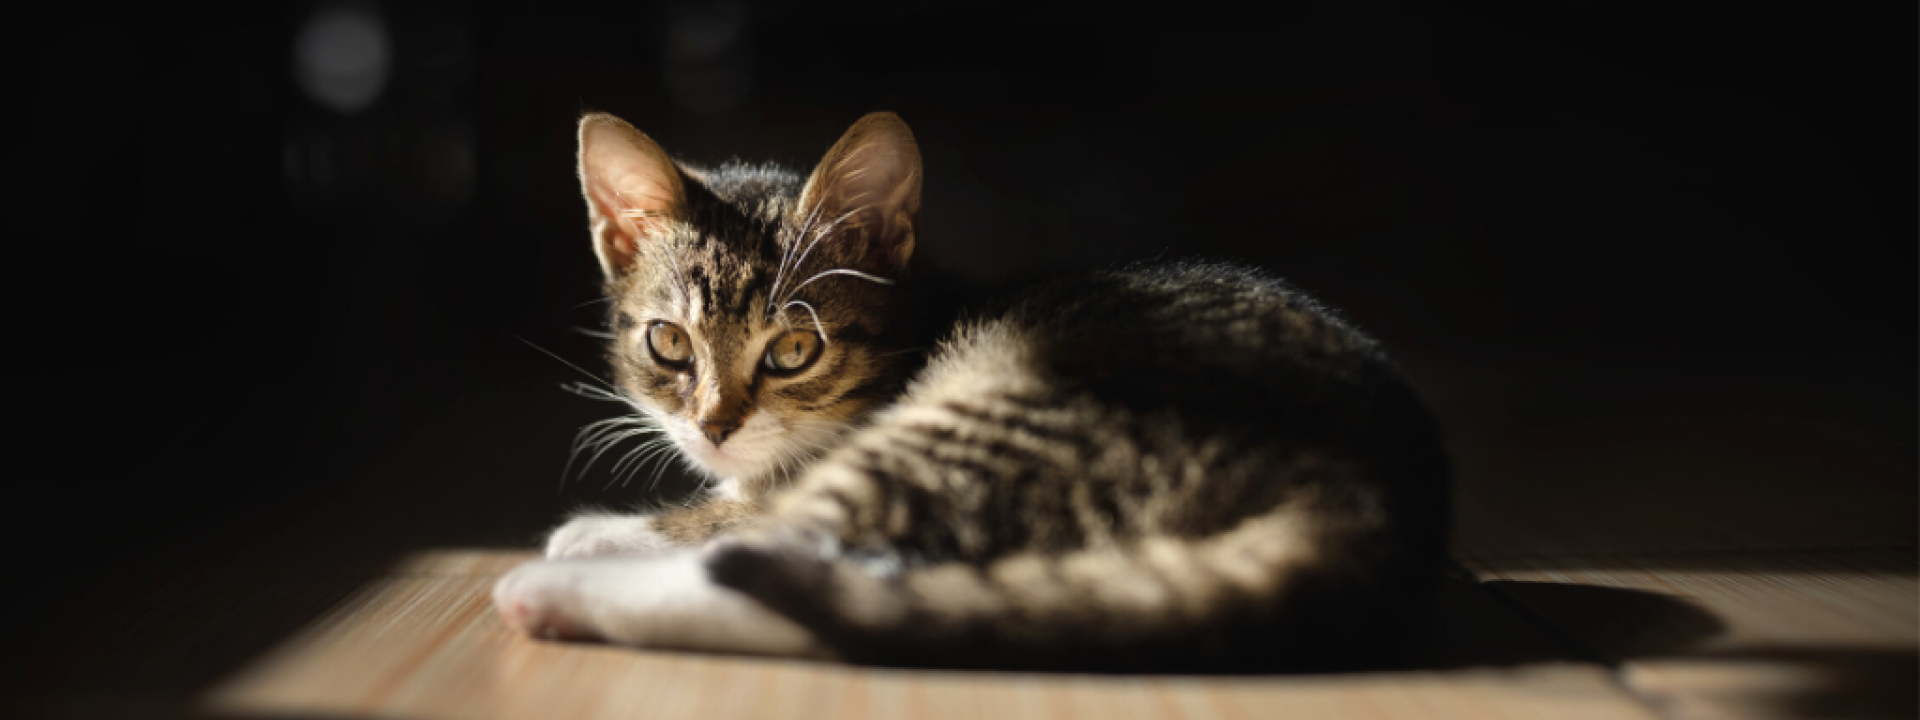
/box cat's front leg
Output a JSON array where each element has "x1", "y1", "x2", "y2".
[
  {"x1": 544, "y1": 511, "x2": 676, "y2": 559},
  {"x1": 493, "y1": 548, "x2": 833, "y2": 659},
  {"x1": 545, "y1": 496, "x2": 764, "y2": 559}
]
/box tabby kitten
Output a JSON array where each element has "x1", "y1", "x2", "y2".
[{"x1": 492, "y1": 112, "x2": 1451, "y2": 670}]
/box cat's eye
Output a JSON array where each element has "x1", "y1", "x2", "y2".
[
  {"x1": 763, "y1": 330, "x2": 823, "y2": 374},
  {"x1": 646, "y1": 322, "x2": 693, "y2": 367}
]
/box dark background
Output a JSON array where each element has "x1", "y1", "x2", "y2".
[{"x1": 4, "y1": 0, "x2": 1912, "y2": 703}]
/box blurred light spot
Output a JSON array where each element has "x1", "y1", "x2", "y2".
[
  {"x1": 663, "y1": 1, "x2": 754, "y2": 116},
  {"x1": 295, "y1": 3, "x2": 390, "y2": 114}
]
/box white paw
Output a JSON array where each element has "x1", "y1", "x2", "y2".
[
  {"x1": 491, "y1": 550, "x2": 829, "y2": 659},
  {"x1": 545, "y1": 513, "x2": 676, "y2": 559}
]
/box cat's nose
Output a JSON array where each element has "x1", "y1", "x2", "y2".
[{"x1": 701, "y1": 421, "x2": 738, "y2": 446}]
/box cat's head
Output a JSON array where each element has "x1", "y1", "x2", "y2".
[{"x1": 577, "y1": 112, "x2": 922, "y2": 486}]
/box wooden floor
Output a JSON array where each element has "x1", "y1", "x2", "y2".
[
  {"x1": 7, "y1": 351, "x2": 1914, "y2": 720},
  {"x1": 201, "y1": 551, "x2": 1663, "y2": 720},
  {"x1": 0, "y1": 534, "x2": 1871, "y2": 720},
  {"x1": 161, "y1": 542, "x2": 1910, "y2": 720}
]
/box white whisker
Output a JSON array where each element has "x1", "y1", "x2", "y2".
[
  {"x1": 787, "y1": 268, "x2": 896, "y2": 296},
  {"x1": 560, "y1": 382, "x2": 632, "y2": 402},
  {"x1": 569, "y1": 417, "x2": 646, "y2": 454},
  {"x1": 781, "y1": 202, "x2": 867, "y2": 303},
  {"x1": 570, "y1": 326, "x2": 618, "y2": 340},
  {"x1": 771, "y1": 141, "x2": 882, "y2": 309},
  {"x1": 608, "y1": 438, "x2": 673, "y2": 489},
  {"x1": 631, "y1": 440, "x2": 683, "y2": 489},
  {"x1": 517, "y1": 336, "x2": 618, "y2": 393},
  {"x1": 646, "y1": 448, "x2": 681, "y2": 490},
  {"x1": 602, "y1": 443, "x2": 646, "y2": 489},
  {"x1": 584, "y1": 427, "x2": 657, "y2": 455},
  {"x1": 572, "y1": 431, "x2": 646, "y2": 486},
  {"x1": 783, "y1": 300, "x2": 830, "y2": 347},
  {"x1": 767, "y1": 220, "x2": 810, "y2": 313}
]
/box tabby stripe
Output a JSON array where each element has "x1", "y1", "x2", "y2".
[
  {"x1": 687, "y1": 266, "x2": 715, "y2": 314},
  {"x1": 936, "y1": 401, "x2": 1092, "y2": 451},
  {"x1": 853, "y1": 444, "x2": 974, "y2": 556},
  {"x1": 897, "y1": 423, "x2": 1053, "y2": 470}
]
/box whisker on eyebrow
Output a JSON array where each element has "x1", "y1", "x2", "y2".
[
  {"x1": 782, "y1": 300, "x2": 830, "y2": 347},
  {"x1": 787, "y1": 268, "x2": 896, "y2": 296},
  {"x1": 771, "y1": 149, "x2": 883, "y2": 313},
  {"x1": 769, "y1": 234, "x2": 810, "y2": 313},
  {"x1": 768, "y1": 209, "x2": 820, "y2": 314},
  {"x1": 780, "y1": 201, "x2": 868, "y2": 304}
]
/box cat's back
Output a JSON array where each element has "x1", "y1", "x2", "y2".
[
  {"x1": 848, "y1": 259, "x2": 1449, "y2": 552},
  {"x1": 913, "y1": 260, "x2": 1422, "y2": 433}
]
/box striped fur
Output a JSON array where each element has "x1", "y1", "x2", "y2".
[{"x1": 498, "y1": 113, "x2": 1451, "y2": 671}]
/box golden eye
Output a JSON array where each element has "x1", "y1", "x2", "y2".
[
  {"x1": 763, "y1": 330, "x2": 822, "y2": 373},
  {"x1": 646, "y1": 322, "x2": 692, "y2": 366}
]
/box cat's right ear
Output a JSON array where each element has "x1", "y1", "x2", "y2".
[{"x1": 578, "y1": 113, "x2": 687, "y2": 279}]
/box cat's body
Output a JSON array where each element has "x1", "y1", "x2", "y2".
[{"x1": 493, "y1": 113, "x2": 1451, "y2": 671}]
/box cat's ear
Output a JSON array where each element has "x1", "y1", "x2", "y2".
[
  {"x1": 795, "y1": 112, "x2": 922, "y2": 272},
  {"x1": 578, "y1": 113, "x2": 687, "y2": 279}
]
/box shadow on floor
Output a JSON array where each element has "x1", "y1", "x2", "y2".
[
  {"x1": 1462, "y1": 578, "x2": 1727, "y2": 663},
  {"x1": 1410, "y1": 573, "x2": 1720, "y2": 670},
  {"x1": 1470, "y1": 578, "x2": 1918, "y2": 719}
]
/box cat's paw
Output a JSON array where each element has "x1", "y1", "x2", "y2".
[
  {"x1": 544, "y1": 513, "x2": 675, "y2": 559},
  {"x1": 491, "y1": 551, "x2": 831, "y2": 659},
  {"x1": 492, "y1": 559, "x2": 594, "y2": 640}
]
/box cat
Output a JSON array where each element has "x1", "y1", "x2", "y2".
[{"x1": 491, "y1": 111, "x2": 1452, "y2": 671}]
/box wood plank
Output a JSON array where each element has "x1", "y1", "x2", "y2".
[
  {"x1": 1462, "y1": 549, "x2": 1919, "y2": 720},
  {"x1": 203, "y1": 551, "x2": 1664, "y2": 720}
]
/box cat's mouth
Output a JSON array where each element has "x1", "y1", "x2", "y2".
[
  {"x1": 665, "y1": 411, "x2": 847, "y2": 485},
  {"x1": 691, "y1": 441, "x2": 734, "y2": 464},
  {"x1": 672, "y1": 412, "x2": 780, "y2": 481},
  {"x1": 681, "y1": 437, "x2": 747, "y2": 479}
]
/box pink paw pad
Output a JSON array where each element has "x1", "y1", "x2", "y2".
[{"x1": 494, "y1": 576, "x2": 587, "y2": 640}]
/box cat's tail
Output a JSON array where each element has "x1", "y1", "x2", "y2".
[{"x1": 704, "y1": 489, "x2": 1436, "y2": 671}]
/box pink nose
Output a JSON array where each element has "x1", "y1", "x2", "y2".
[{"x1": 701, "y1": 422, "x2": 738, "y2": 446}]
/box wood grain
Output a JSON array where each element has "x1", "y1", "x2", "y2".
[{"x1": 203, "y1": 551, "x2": 1665, "y2": 720}]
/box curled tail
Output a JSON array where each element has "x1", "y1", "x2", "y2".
[{"x1": 706, "y1": 493, "x2": 1437, "y2": 671}]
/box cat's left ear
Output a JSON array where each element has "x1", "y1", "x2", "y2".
[{"x1": 795, "y1": 112, "x2": 922, "y2": 272}]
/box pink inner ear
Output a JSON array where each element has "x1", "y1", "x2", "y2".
[
  {"x1": 579, "y1": 116, "x2": 685, "y2": 272},
  {"x1": 585, "y1": 139, "x2": 679, "y2": 226},
  {"x1": 799, "y1": 114, "x2": 923, "y2": 271}
]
